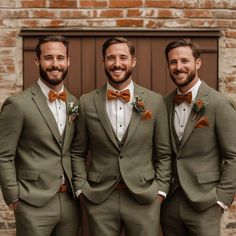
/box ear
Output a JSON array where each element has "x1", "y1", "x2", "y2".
[
  {"x1": 131, "y1": 56, "x2": 137, "y2": 68},
  {"x1": 34, "y1": 57, "x2": 39, "y2": 66},
  {"x1": 196, "y1": 58, "x2": 202, "y2": 70}
]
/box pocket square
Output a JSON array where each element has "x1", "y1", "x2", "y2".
[{"x1": 195, "y1": 116, "x2": 209, "y2": 128}]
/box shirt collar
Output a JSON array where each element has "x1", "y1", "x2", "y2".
[
  {"x1": 106, "y1": 80, "x2": 134, "y2": 102},
  {"x1": 37, "y1": 79, "x2": 65, "y2": 101},
  {"x1": 177, "y1": 78, "x2": 201, "y2": 101}
]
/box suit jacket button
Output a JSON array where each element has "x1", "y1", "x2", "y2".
[{"x1": 120, "y1": 155, "x2": 123, "y2": 159}]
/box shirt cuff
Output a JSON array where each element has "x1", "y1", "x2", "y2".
[
  {"x1": 158, "y1": 191, "x2": 167, "y2": 198},
  {"x1": 76, "y1": 189, "x2": 82, "y2": 198},
  {"x1": 217, "y1": 201, "x2": 228, "y2": 210}
]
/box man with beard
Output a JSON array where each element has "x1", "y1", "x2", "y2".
[
  {"x1": 71, "y1": 37, "x2": 172, "y2": 236},
  {"x1": 0, "y1": 35, "x2": 80, "y2": 236},
  {"x1": 161, "y1": 38, "x2": 236, "y2": 236}
]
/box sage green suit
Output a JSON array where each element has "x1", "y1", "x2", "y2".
[
  {"x1": 0, "y1": 83, "x2": 80, "y2": 236},
  {"x1": 161, "y1": 81, "x2": 236, "y2": 236},
  {"x1": 71, "y1": 83, "x2": 172, "y2": 236}
]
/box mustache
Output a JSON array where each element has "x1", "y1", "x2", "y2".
[
  {"x1": 47, "y1": 66, "x2": 64, "y2": 72},
  {"x1": 111, "y1": 65, "x2": 125, "y2": 70},
  {"x1": 174, "y1": 69, "x2": 187, "y2": 74}
]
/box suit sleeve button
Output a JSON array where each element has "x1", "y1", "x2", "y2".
[{"x1": 120, "y1": 156, "x2": 123, "y2": 159}]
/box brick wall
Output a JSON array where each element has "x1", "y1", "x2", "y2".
[{"x1": 0, "y1": 0, "x2": 236, "y2": 235}]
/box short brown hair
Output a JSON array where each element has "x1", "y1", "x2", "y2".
[
  {"x1": 35, "y1": 35, "x2": 69, "y2": 59},
  {"x1": 165, "y1": 38, "x2": 200, "y2": 61},
  {"x1": 102, "y1": 37, "x2": 135, "y2": 59}
]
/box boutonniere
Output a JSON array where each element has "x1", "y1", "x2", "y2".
[
  {"x1": 192, "y1": 99, "x2": 207, "y2": 120},
  {"x1": 131, "y1": 96, "x2": 152, "y2": 120},
  {"x1": 67, "y1": 102, "x2": 79, "y2": 122}
]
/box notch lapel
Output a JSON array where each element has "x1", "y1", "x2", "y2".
[
  {"x1": 122, "y1": 84, "x2": 144, "y2": 149},
  {"x1": 180, "y1": 81, "x2": 209, "y2": 148},
  {"x1": 94, "y1": 85, "x2": 120, "y2": 150},
  {"x1": 31, "y1": 84, "x2": 62, "y2": 146}
]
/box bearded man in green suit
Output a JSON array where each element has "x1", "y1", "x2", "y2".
[
  {"x1": 161, "y1": 38, "x2": 236, "y2": 236},
  {"x1": 0, "y1": 35, "x2": 80, "y2": 236},
  {"x1": 71, "y1": 37, "x2": 172, "y2": 236}
]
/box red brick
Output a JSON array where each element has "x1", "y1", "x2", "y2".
[
  {"x1": 127, "y1": 9, "x2": 142, "y2": 17},
  {"x1": 0, "y1": 38, "x2": 16, "y2": 47},
  {"x1": 21, "y1": 19, "x2": 40, "y2": 28},
  {"x1": 191, "y1": 19, "x2": 229, "y2": 28},
  {"x1": 199, "y1": 0, "x2": 229, "y2": 8},
  {"x1": 157, "y1": 9, "x2": 180, "y2": 18},
  {"x1": 0, "y1": 10, "x2": 29, "y2": 19},
  {"x1": 31, "y1": 10, "x2": 58, "y2": 18},
  {"x1": 184, "y1": 9, "x2": 213, "y2": 18},
  {"x1": 96, "y1": 9, "x2": 124, "y2": 18},
  {"x1": 213, "y1": 10, "x2": 234, "y2": 19},
  {"x1": 49, "y1": 0, "x2": 77, "y2": 8},
  {"x1": 116, "y1": 19, "x2": 143, "y2": 27},
  {"x1": 21, "y1": 0, "x2": 46, "y2": 8},
  {"x1": 145, "y1": 0, "x2": 175, "y2": 8},
  {"x1": 145, "y1": 20, "x2": 164, "y2": 28},
  {"x1": 230, "y1": 21, "x2": 236, "y2": 29},
  {"x1": 44, "y1": 20, "x2": 66, "y2": 27},
  {"x1": 110, "y1": 0, "x2": 142, "y2": 8},
  {"x1": 0, "y1": 66, "x2": 15, "y2": 73},
  {"x1": 225, "y1": 30, "x2": 236, "y2": 38},
  {"x1": 59, "y1": 10, "x2": 92, "y2": 18},
  {"x1": 79, "y1": 0, "x2": 108, "y2": 7}
]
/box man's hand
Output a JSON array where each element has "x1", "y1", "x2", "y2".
[
  {"x1": 157, "y1": 194, "x2": 165, "y2": 204},
  {"x1": 9, "y1": 200, "x2": 19, "y2": 210}
]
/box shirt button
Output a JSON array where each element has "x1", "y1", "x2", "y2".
[
  {"x1": 120, "y1": 155, "x2": 123, "y2": 159},
  {"x1": 120, "y1": 125, "x2": 122, "y2": 127},
  {"x1": 120, "y1": 107, "x2": 122, "y2": 110}
]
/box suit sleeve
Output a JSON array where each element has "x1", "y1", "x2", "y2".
[
  {"x1": 70, "y1": 95, "x2": 89, "y2": 192},
  {"x1": 0, "y1": 97, "x2": 23, "y2": 204},
  {"x1": 153, "y1": 96, "x2": 173, "y2": 194},
  {"x1": 215, "y1": 98, "x2": 236, "y2": 205}
]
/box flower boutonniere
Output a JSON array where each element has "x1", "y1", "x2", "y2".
[
  {"x1": 68, "y1": 102, "x2": 79, "y2": 122},
  {"x1": 192, "y1": 99, "x2": 207, "y2": 120},
  {"x1": 131, "y1": 96, "x2": 152, "y2": 120}
]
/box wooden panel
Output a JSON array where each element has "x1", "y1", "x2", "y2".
[{"x1": 21, "y1": 30, "x2": 219, "y2": 236}]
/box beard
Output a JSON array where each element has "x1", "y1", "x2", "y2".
[
  {"x1": 170, "y1": 68, "x2": 196, "y2": 88},
  {"x1": 39, "y1": 65, "x2": 68, "y2": 86},
  {"x1": 104, "y1": 65, "x2": 132, "y2": 85}
]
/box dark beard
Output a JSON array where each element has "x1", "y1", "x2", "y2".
[
  {"x1": 104, "y1": 66, "x2": 132, "y2": 84},
  {"x1": 170, "y1": 69, "x2": 196, "y2": 88},
  {"x1": 39, "y1": 65, "x2": 68, "y2": 86}
]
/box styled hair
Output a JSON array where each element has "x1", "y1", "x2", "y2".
[
  {"x1": 102, "y1": 37, "x2": 135, "y2": 59},
  {"x1": 165, "y1": 38, "x2": 201, "y2": 61},
  {"x1": 35, "y1": 35, "x2": 69, "y2": 59}
]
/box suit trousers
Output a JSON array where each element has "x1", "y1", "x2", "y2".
[
  {"x1": 83, "y1": 187, "x2": 161, "y2": 236},
  {"x1": 14, "y1": 191, "x2": 80, "y2": 236},
  {"x1": 160, "y1": 188, "x2": 223, "y2": 236}
]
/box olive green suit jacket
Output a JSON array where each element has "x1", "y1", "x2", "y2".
[
  {"x1": 0, "y1": 83, "x2": 77, "y2": 206},
  {"x1": 71, "y1": 83, "x2": 172, "y2": 204},
  {"x1": 165, "y1": 81, "x2": 236, "y2": 211}
]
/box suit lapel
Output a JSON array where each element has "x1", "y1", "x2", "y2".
[
  {"x1": 94, "y1": 85, "x2": 120, "y2": 149},
  {"x1": 180, "y1": 81, "x2": 209, "y2": 147},
  {"x1": 62, "y1": 90, "x2": 76, "y2": 151},
  {"x1": 123, "y1": 83, "x2": 144, "y2": 149},
  {"x1": 31, "y1": 83, "x2": 62, "y2": 146},
  {"x1": 168, "y1": 92, "x2": 178, "y2": 154}
]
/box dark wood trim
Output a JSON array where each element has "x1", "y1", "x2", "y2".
[{"x1": 20, "y1": 28, "x2": 221, "y2": 37}]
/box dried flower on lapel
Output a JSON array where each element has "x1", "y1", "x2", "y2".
[
  {"x1": 131, "y1": 96, "x2": 152, "y2": 120},
  {"x1": 192, "y1": 99, "x2": 207, "y2": 120},
  {"x1": 67, "y1": 102, "x2": 79, "y2": 122}
]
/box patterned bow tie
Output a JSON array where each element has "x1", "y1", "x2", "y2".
[
  {"x1": 174, "y1": 92, "x2": 192, "y2": 105},
  {"x1": 107, "y1": 89, "x2": 130, "y2": 103},
  {"x1": 48, "y1": 90, "x2": 67, "y2": 102}
]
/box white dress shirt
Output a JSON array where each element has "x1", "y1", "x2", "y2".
[
  {"x1": 174, "y1": 79, "x2": 201, "y2": 140},
  {"x1": 106, "y1": 81, "x2": 134, "y2": 141},
  {"x1": 38, "y1": 79, "x2": 66, "y2": 135}
]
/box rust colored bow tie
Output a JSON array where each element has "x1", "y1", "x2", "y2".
[
  {"x1": 107, "y1": 89, "x2": 130, "y2": 103},
  {"x1": 48, "y1": 90, "x2": 67, "y2": 102},
  {"x1": 174, "y1": 92, "x2": 192, "y2": 105}
]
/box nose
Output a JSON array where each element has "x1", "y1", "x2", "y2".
[
  {"x1": 114, "y1": 58, "x2": 121, "y2": 67},
  {"x1": 176, "y1": 61, "x2": 183, "y2": 70},
  {"x1": 51, "y1": 58, "x2": 59, "y2": 67}
]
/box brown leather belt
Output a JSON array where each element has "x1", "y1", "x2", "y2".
[
  {"x1": 116, "y1": 182, "x2": 127, "y2": 190},
  {"x1": 58, "y1": 184, "x2": 68, "y2": 193}
]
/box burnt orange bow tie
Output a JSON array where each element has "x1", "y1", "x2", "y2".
[
  {"x1": 107, "y1": 89, "x2": 130, "y2": 103},
  {"x1": 48, "y1": 90, "x2": 67, "y2": 102},
  {"x1": 174, "y1": 92, "x2": 192, "y2": 105}
]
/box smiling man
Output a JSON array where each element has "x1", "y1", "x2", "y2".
[
  {"x1": 71, "y1": 37, "x2": 172, "y2": 236},
  {"x1": 0, "y1": 35, "x2": 80, "y2": 236},
  {"x1": 161, "y1": 38, "x2": 236, "y2": 236}
]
